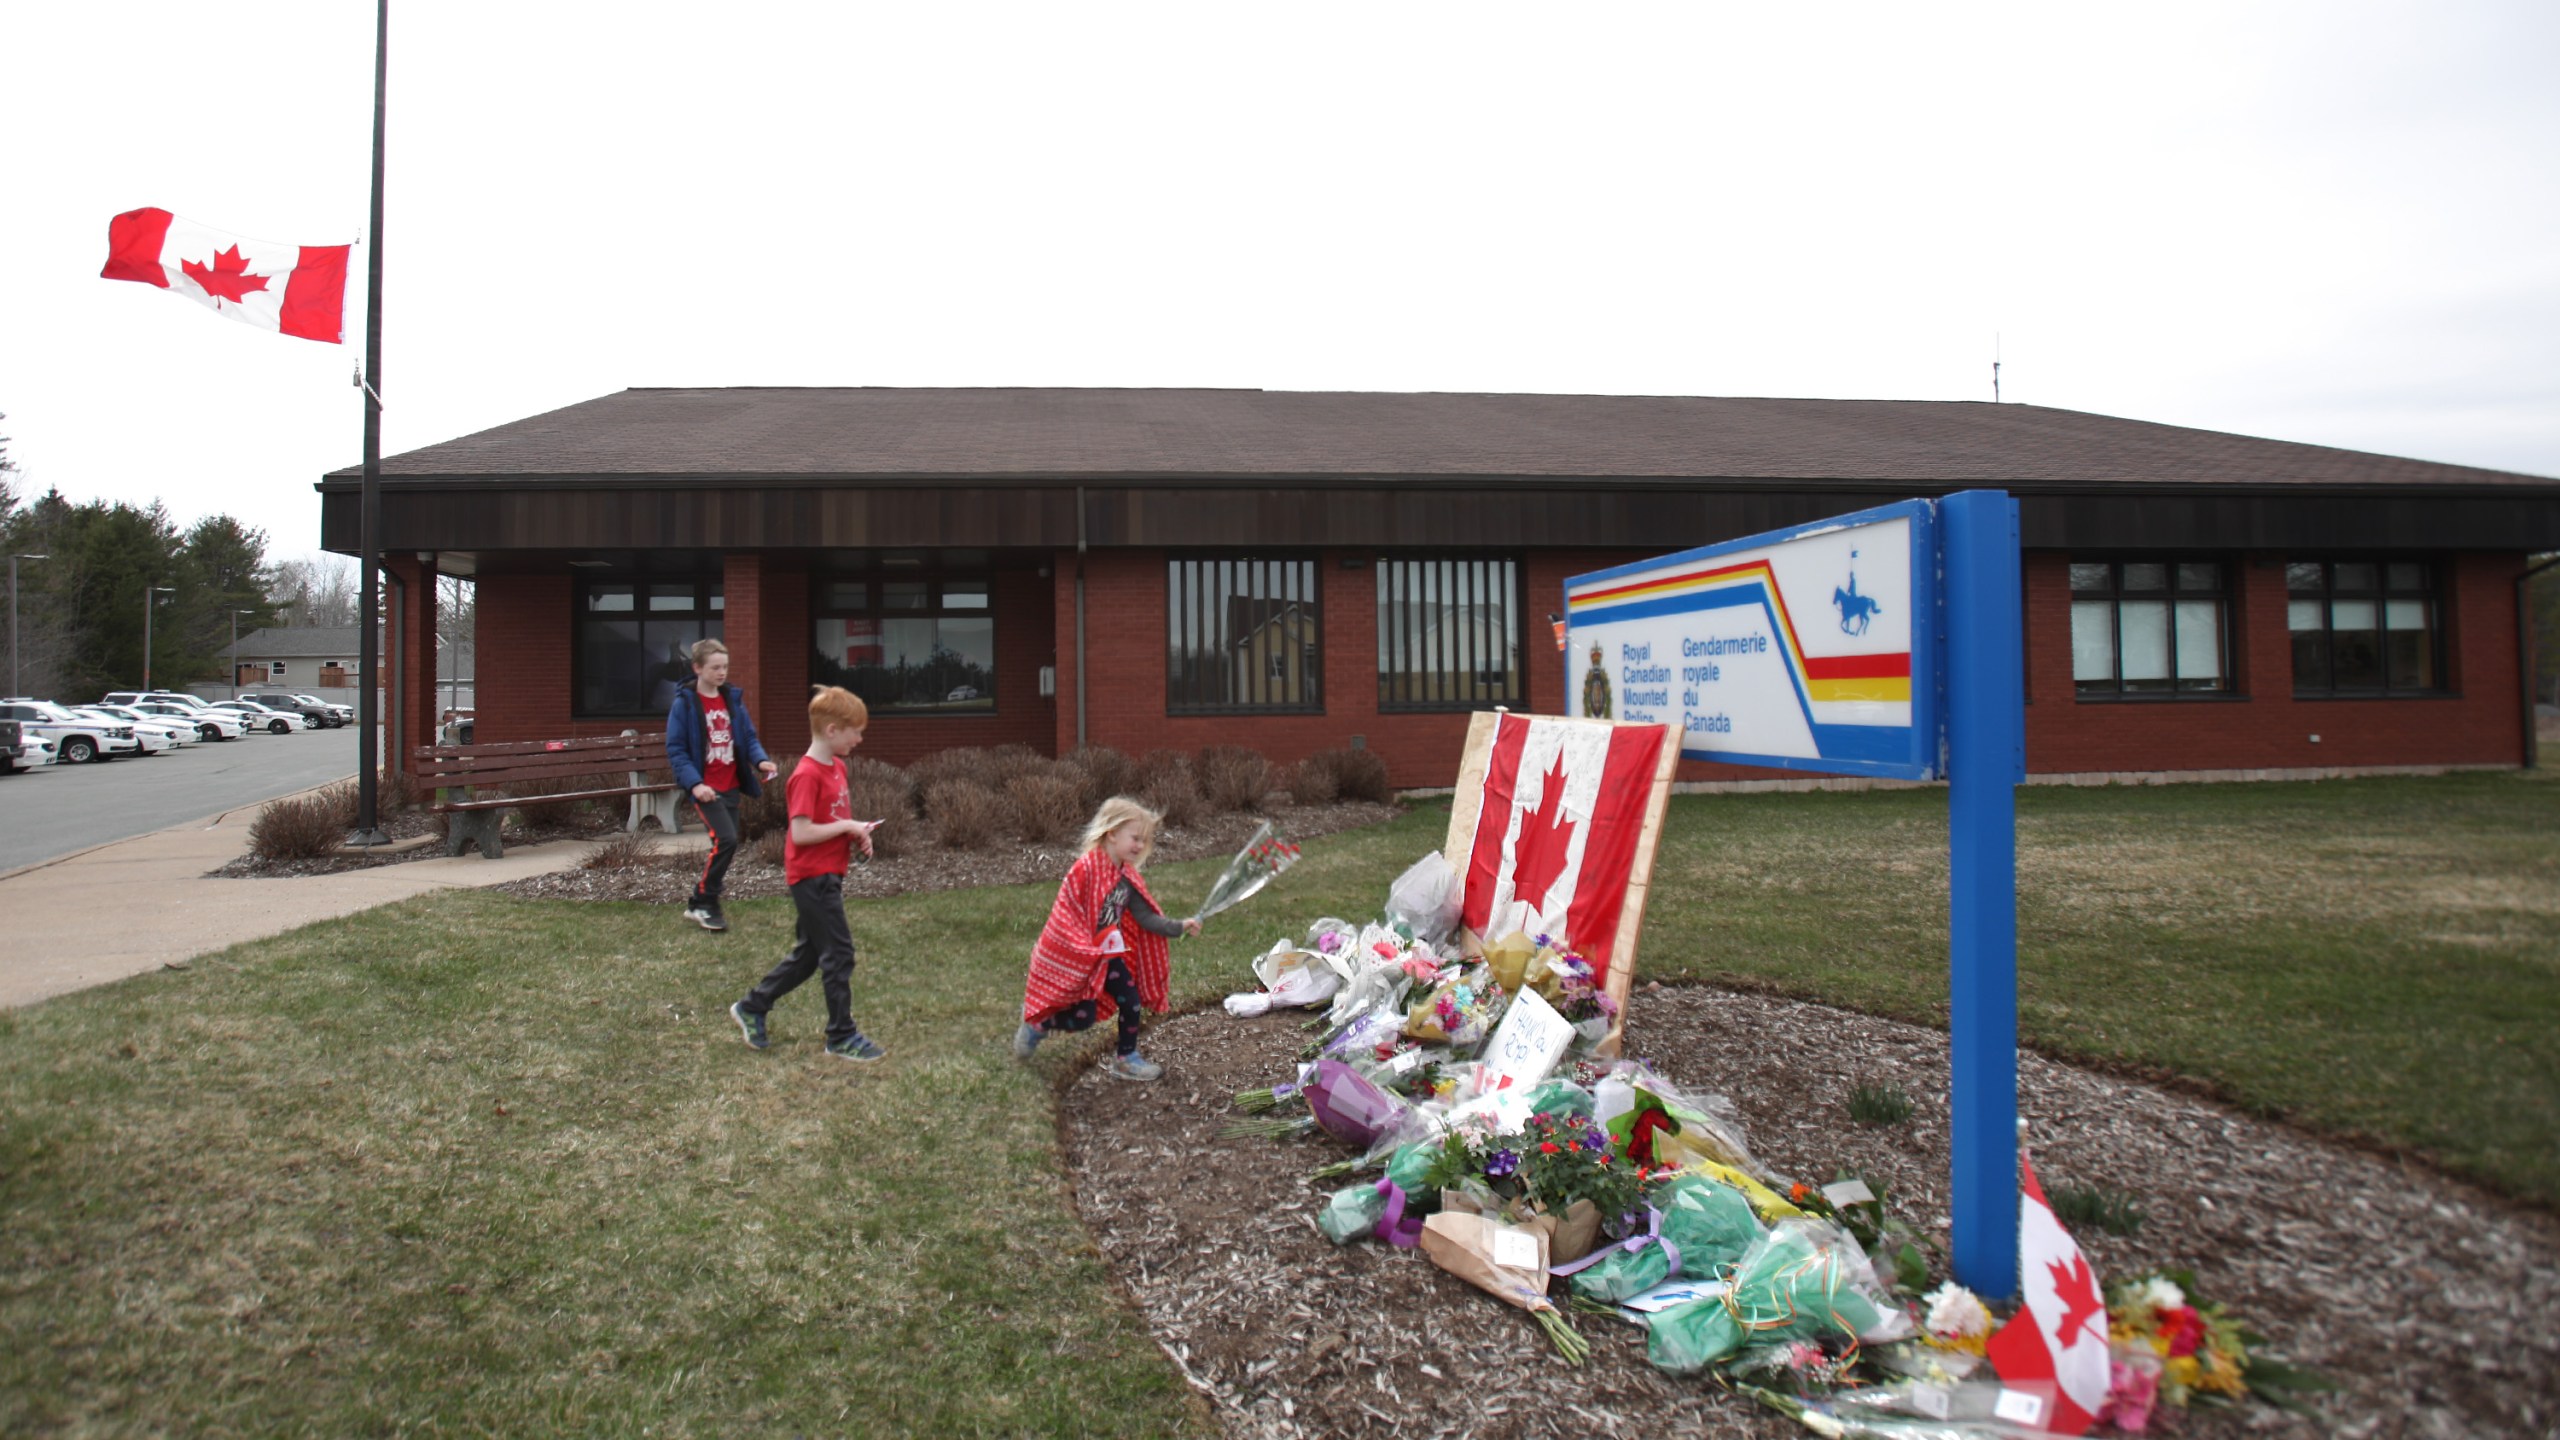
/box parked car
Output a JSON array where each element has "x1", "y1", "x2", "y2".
[
  {"x1": 0, "y1": 715, "x2": 22, "y2": 774},
  {"x1": 129, "y1": 698, "x2": 247, "y2": 741},
  {"x1": 240, "y1": 692, "x2": 345, "y2": 729},
  {"x1": 208, "y1": 699, "x2": 309, "y2": 734},
  {"x1": 290, "y1": 692, "x2": 357, "y2": 724},
  {"x1": 0, "y1": 699, "x2": 141, "y2": 764},
  {"x1": 83, "y1": 705, "x2": 198, "y2": 751}
]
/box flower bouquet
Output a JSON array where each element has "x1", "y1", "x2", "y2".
[
  {"x1": 1188, "y1": 821, "x2": 1301, "y2": 924},
  {"x1": 2104, "y1": 1270, "x2": 2332, "y2": 1422},
  {"x1": 1562, "y1": 1172, "x2": 1764, "y2": 1304},
  {"x1": 1418, "y1": 1210, "x2": 1590, "y2": 1364},
  {"x1": 1646, "y1": 1220, "x2": 1900, "y2": 1377}
]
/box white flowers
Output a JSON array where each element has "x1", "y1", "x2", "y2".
[
  {"x1": 1922, "y1": 1281, "x2": 1994, "y2": 1340},
  {"x1": 2128, "y1": 1274, "x2": 2186, "y2": 1312}
]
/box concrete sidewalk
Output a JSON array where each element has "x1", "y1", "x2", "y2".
[{"x1": 0, "y1": 801, "x2": 685, "y2": 1009}]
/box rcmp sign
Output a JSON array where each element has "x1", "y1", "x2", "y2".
[{"x1": 1563, "y1": 499, "x2": 1940, "y2": 781}]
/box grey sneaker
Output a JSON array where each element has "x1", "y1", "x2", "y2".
[
  {"x1": 826, "y1": 1032, "x2": 886, "y2": 1063},
  {"x1": 1105, "y1": 1051, "x2": 1164, "y2": 1082},
  {"x1": 730, "y1": 1001, "x2": 768, "y2": 1050},
  {"x1": 683, "y1": 901, "x2": 726, "y2": 932},
  {"x1": 1010, "y1": 1022, "x2": 1044, "y2": 1060}
]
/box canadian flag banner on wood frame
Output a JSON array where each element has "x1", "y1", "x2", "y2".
[
  {"x1": 1461, "y1": 712, "x2": 1665, "y2": 982},
  {"x1": 1985, "y1": 1157, "x2": 2113, "y2": 1433},
  {"x1": 101, "y1": 208, "x2": 349, "y2": 344}
]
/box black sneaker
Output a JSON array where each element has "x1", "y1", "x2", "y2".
[
  {"x1": 825, "y1": 1032, "x2": 886, "y2": 1063},
  {"x1": 730, "y1": 1001, "x2": 768, "y2": 1050},
  {"x1": 685, "y1": 900, "x2": 727, "y2": 932}
]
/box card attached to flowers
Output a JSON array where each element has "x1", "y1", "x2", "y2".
[{"x1": 1484, "y1": 985, "x2": 1573, "y2": 1089}]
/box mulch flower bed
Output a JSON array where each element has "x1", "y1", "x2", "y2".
[
  {"x1": 490, "y1": 799, "x2": 1404, "y2": 904},
  {"x1": 1058, "y1": 987, "x2": 2560, "y2": 1440}
]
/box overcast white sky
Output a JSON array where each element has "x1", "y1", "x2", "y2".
[{"x1": 4, "y1": 2, "x2": 2555, "y2": 572}]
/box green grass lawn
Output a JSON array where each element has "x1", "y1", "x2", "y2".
[{"x1": 2, "y1": 770, "x2": 2553, "y2": 1435}]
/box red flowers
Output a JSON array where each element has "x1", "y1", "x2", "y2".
[
  {"x1": 1540, "y1": 1141, "x2": 1560, "y2": 1154},
  {"x1": 2159, "y1": 1305, "x2": 2208, "y2": 1358}
]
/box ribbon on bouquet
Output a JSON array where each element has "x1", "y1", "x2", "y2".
[
  {"x1": 1372, "y1": 1177, "x2": 1427, "y2": 1248},
  {"x1": 1548, "y1": 1204, "x2": 1680, "y2": 1279}
]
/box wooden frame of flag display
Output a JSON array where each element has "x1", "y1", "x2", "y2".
[{"x1": 1439, "y1": 709, "x2": 1681, "y2": 1057}]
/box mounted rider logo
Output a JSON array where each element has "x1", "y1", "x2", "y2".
[{"x1": 1834, "y1": 550, "x2": 1883, "y2": 637}]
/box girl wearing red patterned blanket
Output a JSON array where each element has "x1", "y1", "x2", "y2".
[{"x1": 1012, "y1": 796, "x2": 1203, "y2": 1081}]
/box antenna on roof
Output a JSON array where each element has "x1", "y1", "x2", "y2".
[{"x1": 1992, "y1": 333, "x2": 2002, "y2": 404}]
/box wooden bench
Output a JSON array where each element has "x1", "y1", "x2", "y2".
[{"x1": 412, "y1": 731, "x2": 684, "y2": 859}]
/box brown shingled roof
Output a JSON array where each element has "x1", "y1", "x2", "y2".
[{"x1": 327, "y1": 388, "x2": 2559, "y2": 492}]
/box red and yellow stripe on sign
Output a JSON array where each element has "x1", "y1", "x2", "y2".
[
  {"x1": 1804, "y1": 653, "x2": 1911, "y2": 703},
  {"x1": 1573, "y1": 559, "x2": 1911, "y2": 705}
]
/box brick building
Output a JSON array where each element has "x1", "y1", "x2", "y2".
[{"x1": 319, "y1": 388, "x2": 2560, "y2": 787}]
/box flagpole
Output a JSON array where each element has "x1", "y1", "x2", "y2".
[{"x1": 351, "y1": 0, "x2": 391, "y2": 846}]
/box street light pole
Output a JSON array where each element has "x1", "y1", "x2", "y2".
[
  {"x1": 141, "y1": 585, "x2": 175, "y2": 691},
  {"x1": 9, "y1": 553, "x2": 47, "y2": 698},
  {"x1": 232, "y1": 609, "x2": 257, "y2": 699}
]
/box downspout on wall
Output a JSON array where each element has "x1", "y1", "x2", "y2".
[
  {"x1": 1074, "y1": 485, "x2": 1087, "y2": 749},
  {"x1": 2521, "y1": 553, "x2": 2559, "y2": 770},
  {"x1": 384, "y1": 561, "x2": 407, "y2": 771}
]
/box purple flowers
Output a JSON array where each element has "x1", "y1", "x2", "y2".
[{"x1": 1486, "y1": 1149, "x2": 1521, "y2": 1178}]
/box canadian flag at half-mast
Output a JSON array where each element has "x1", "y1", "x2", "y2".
[
  {"x1": 101, "y1": 208, "x2": 349, "y2": 344},
  {"x1": 1985, "y1": 1157, "x2": 2113, "y2": 1433},
  {"x1": 1460, "y1": 713, "x2": 1665, "y2": 983}
]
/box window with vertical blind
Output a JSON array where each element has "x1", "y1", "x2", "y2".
[
  {"x1": 1375, "y1": 556, "x2": 1524, "y2": 711},
  {"x1": 2286, "y1": 559, "x2": 2443, "y2": 695},
  {"x1": 2069, "y1": 559, "x2": 2232, "y2": 697},
  {"x1": 1166, "y1": 556, "x2": 1322, "y2": 714},
  {"x1": 574, "y1": 579, "x2": 724, "y2": 716}
]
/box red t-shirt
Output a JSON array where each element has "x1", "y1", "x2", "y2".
[
  {"x1": 697, "y1": 691, "x2": 737, "y2": 792},
  {"x1": 783, "y1": 754, "x2": 853, "y2": 883}
]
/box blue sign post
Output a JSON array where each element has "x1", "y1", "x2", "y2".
[{"x1": 1564, "y1": 488, "x2": 2027, "y2": 1296}]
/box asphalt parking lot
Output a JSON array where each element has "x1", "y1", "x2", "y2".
[{"x1": 0, "y1": 725, "x2": 367, "y2": 874}]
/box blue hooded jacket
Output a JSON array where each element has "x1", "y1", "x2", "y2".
[{"x1": 665, "y1": 682, "x2": 771, "y2": 798}]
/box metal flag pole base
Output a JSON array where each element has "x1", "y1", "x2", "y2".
[{"x1": 345, "y1": 827, "x2": 395, "y2": 848}]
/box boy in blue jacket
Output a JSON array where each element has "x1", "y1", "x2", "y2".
[{"x1": 665, "y1": 638, "x2": 777, "y2": 932}]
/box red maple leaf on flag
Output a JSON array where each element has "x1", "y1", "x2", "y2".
[
  {"x1": 2046, "y1": 1252, "x2": 2106, "y2": 1349},
  {"x1": 1509, "y1": 750, "x2": 1579, "y2": 914},
  {"x1": 180, "y1": 244, "x2": 271, "y2": 304}
]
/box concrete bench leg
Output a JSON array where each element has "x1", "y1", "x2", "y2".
[
  {"x1": 627, "y1": 783, "x2": 686, "y2": 835},
  {"x1": 446, "y1": 809, "x2": 506, "y2": 859}
]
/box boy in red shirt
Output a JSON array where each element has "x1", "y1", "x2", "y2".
[{"x1": 728, "y1": 686, "x2": 886, "y2": 1060}]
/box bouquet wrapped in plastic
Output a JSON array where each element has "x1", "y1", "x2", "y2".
[
  {"x1": 1314, "y1": 1138, "x2": 1443, "y2": 1246},
  {"x1": 1188, "y1": 821, "x2": 1301, "y2": 923},
  {"x1": 1561, "y1": 1172, "x2": 1764, "y2": 1304},
  {"x1": 1647, "y1": 1220, "x2": 1905, "y2": 1376}
]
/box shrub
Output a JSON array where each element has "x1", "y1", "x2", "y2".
[
  {"x1": 751, "y1": 829, "x2": 789, "y2": 869},
  {"x1": 926, "y1": 779, "x2": 1007, "y2": 850},
  {"x1": 738, "y1": 756, "x2": 798, "y2": 839},
  {"x1": 375, "y1": 764, "x2": 420, "y2": 814},
  {"x1": 2050, "y1": 1183, "x2": 2147, "y2": 1236},
  {"x1": 846, "y1": 758, "x2": 920, "y2": 858},
  {"x1": 250, "y1": 783, "x2": 356, "y2": 861},
  {"x1": 911, "y1": 748, "x2": 998, "y2": 803},
  {"x1": 1196, "y1": 745, "x2": 1272, "y2": 813},
  {"x1": 1292, "y1": 747, "x2": 1392, "y2": 804},
  {"x1": 581, "y1": 830, "x2": 655, "y2": 871},
  {"x1": 1007, "y1": 769, "x2": 1086, "y2": 843},
  {"x1": 1061, "y1": 745, "x2": 1132, "y2": 811},
  {"x1": 986, "y1": 744, "x2": 1047, "y2": 788},
  {"x1": 1847, "y1": 1082, "x2": 1915, "y2": 1126},
  {"x1": 1135, "y1": 750, "x2": 1200, "y2": 828},
  {"x1": 1285, "y1": 754, "x2": 1339, "y2": 806}
]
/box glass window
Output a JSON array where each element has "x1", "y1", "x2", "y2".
[
  {"x1": 808, "y1": 557, "x2": 995, "y2": 713},
  {"x1": 1376, "y1": 556, "x2": 1523, "y2": 712},
  {"x1": 576, "y1": 579, "x2": 721, "y2": 716},
  {"x1": 1167, "y1": 556, "x2": 1322, "y2": 714},
  {"x1": 2288, "y1": 558, "x2": 2441, "y2": 696},
  {"x1": 2069, "y1": 558, "x2": 2231, "y2": 698}
]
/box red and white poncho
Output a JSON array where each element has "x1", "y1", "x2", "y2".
[{"x1": 1022, "y1": 849, "x2": 1172, "y2": 1026}]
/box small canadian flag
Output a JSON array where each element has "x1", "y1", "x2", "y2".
[
  {"x1": 101, "y1": 207, "x2": 349, "y2": 344},
  {"x1": 1986, "y1": 1157, "x2": 2114, "y2": 1433}
]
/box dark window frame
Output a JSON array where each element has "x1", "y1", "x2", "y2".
[
  {"x1": 2068, "y1": 556, "x2": 2237, "y2": 700},
  {"x1": 2285, "y1": 557, "x2": 2448, "y2": 698},
  {"x1": 809, "y1": 554, "x2": 998, "y2": 717},
  {"x1": 1374, "y1": 553, "x2": 1527, "y2": 713},
  {"x1": 1165, "y1": 554, "x2": 1324, "y2": 716},
  {"x1": 570, "y1": 577, "x2": 726, "y2": 719}
]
